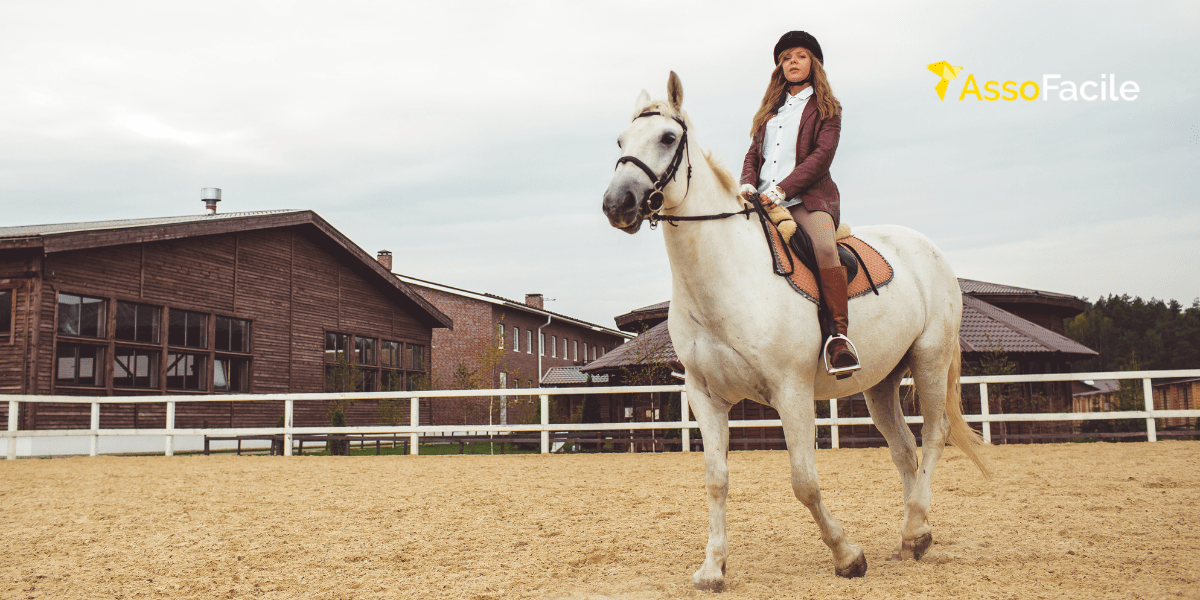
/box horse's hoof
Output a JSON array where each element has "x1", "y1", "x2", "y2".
[
  {"x1": 693, "y1": 563, "x2": 726, "y2": 592},
  {"x1": 835, "y1": 550, "x2": 867, "y2": 578},
  {"x1": 904, "y1": 533, "x2": 933, "y2": 561}
]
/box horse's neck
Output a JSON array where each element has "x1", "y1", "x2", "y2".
[{"x1": 661, "y1": 160, "x2": 774, "y2": 310}]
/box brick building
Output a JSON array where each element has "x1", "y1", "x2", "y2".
[
  {"x1": 393, "y1": 272, "x2": 628, "y2": 426},
  {"x1": 0, "y1": 208, "x2": 452, "y2": 445}
]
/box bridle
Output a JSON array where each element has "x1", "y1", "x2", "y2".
[
  {"x1": 614, "y1": 111, "x2": 692, "y2": 223},
  {"x1": 614, "y1": 110, "x2": 754, "y2": 229}
]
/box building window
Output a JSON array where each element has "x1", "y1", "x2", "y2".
[
  {"x1": 214, "y1": 357, "x2": 249, "y2": 392},
  {"x1": 573, "y1": 340, "x2": 578, "y2": 361},
  {"x1": 0, "y1": 289, "x2": 12, "y2": 336},
  {"x1": 355, "y1": 336, "x2": 377, "y2": 366},
  {"x1": 215, "y1": 316, "x2": 250, "y2": 352},
  {"x1": 551, "y1": 335, "x2": 557, "y2": 357},
  {"x1": 115, "y1": 348, "x2": 159, "y2": 389},
  {"x1": 325, "y1": 332, "x2": 349, "y2": 362},
  {"x1": 583, "y1": 342, "x2": 588, "y2": 363},
  {"x1": 407, "y1": 343, "x2": 425, "y2": 371},
  {"x1": 380, "y1": 340, "x2": 402, "y2": 391},
  {"x1": 498, "y1": 324, "x2": 505, "y2": 349},
  {"x1": 55, "y1": 343, "x2": 104, "y2": 386},
  {"x1": 540, "y1": 332, "x2": 545, "y2": 356},
  {"x1": 168, "y1": 309, "x2": 208, "y2": 348},
  {"x1": 381, "y1": 340, "x2": 400, "y2": 368},
  {"x1": 382, "y1": 369, "x2": 404, "y2": 392},
  {"x1": 166, "y1": 353, "x2": 205, "y2": 390},
  {"x1": 115, "y1": 301, "x2": 160, "y2": 343},
  {"x1": 526, "y1": 330, "x2": 532, "y2": 354},
  {"x1": 512, "y1": 327, "x2": 520, "y2": 352},
  {"x1": 58, "y1": 293, "x2": 106, "y2": 338},
  {"x1": 562, "y1": 338, "x2": 567, "y2": 358}
]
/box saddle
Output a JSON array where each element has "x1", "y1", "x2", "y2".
[{"x1": 755, "y1": 206, "x2": 894, "y2": 305}]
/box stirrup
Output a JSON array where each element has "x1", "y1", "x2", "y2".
[{"x1": 822, "y1": 334, "x2": 861, "y2": 377}]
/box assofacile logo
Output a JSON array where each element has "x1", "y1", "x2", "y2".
[{"x1": 926, "y1": 61, "x2": 1140, "y2": 101}]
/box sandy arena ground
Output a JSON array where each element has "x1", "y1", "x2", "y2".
[{"x1": 2, "y1": 441, "x2": 1198, "y2": 599}]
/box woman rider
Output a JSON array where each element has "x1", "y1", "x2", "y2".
[{"x1": 739, "y1": 30, "x2": 861, "y2": 378}]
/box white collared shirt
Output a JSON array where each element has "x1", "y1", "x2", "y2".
[{"x1": 757, "y1": 86, "x2": 813, "y2": 206}]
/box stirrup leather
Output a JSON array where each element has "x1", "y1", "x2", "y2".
[{"x1": 822, "y1": 334, "x2": 862, "y2": 376}]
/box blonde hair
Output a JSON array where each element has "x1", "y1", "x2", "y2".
[{"x1": 749, "y1": 53, "x2": 841, "y2": 136}]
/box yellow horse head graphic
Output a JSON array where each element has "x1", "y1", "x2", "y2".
[{"x1": 927, "y1": 61, "x2": 964, "y2": 101}]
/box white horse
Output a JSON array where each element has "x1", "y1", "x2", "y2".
[{"x1": 602, "y1": 72, "x2": 988, "y2": 590}]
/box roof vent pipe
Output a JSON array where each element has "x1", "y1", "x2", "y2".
[{"x1": 201, "y1": 188, "x2": 222, "y2": 214}]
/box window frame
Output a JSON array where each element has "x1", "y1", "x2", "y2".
[{"x1": 0, "y1": 287, "x2": 14, "y2": 338}]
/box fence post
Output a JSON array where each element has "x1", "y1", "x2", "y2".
[
  {"x1": 829, "y1": 398, "x2": 839, "y2": 449},
  {"x1": 6, "y1": 400, "x2": 16, "y2": 460},
  {"x1": 283, "y1": 399, "x2": 294, "y2": 456},
  {"x1": 1142, "y1": 378, "x2": 1157, "y2": 442},
  {"x1": 979, "y1": 383, "x2": 991, "y2": 444},
  {"x1": 410, "y1": 397, "x2": 420, "y2": 456},
  {"x1": 90, "y1": 402, "x2": 100, "y2": 457},
  {"x1": 540, "y1": 394, "x2": 550, "y2": 455},
  {"x1": 681, "y1": 390, "x2": 690, "y2": 453},
  {"x1": 165, "y1": 401, "x2": 175, "y2": 457}
]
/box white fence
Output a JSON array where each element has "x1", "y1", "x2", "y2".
[{"x1": 4, "y1": 369, "x2": 1199, "y2": 459}]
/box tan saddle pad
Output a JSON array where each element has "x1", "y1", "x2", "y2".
[{"x1": 761, "y1": 220, "x2": 895, "y2": 304}]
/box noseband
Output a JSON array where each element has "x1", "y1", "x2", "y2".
[{"x1": 614, "y1": 111, "x2": 692, "y2": 218}]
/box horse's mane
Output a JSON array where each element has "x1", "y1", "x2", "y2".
[{"x1": 632, "y1": 100, "x2": 738, "y2": 197}]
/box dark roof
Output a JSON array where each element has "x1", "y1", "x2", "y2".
[
  {"x1": 614, "y1": 300, "x2": 670, "y2": 333},
  {"x1": 0, "y1": 209, "x2": 453, "y2": 329},
  {"x1": 582, "y1": 319, "x2": 675, "y2": 373},
  {"x1": 960, "y1": 295, "x2": 1096, "y2": 358},
  {"x1": 959, "y1": 278, "x2": 1087, "y2": 316},
  {"x1": 1072, "y1": 379, "x2": 1121, "y2": 397},
  {"x1": 585, "y1": 292, "x2": 1098, "y2": 372},
  {"x1": 541, "y1": 366, "x2": 609, "y2": 385},
  {"x1": 395, "y1": 274, "x2": 628, "y2": 338}
]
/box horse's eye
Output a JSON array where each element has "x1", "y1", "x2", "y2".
[
  {"x1": 617, "y1": 138, "x2": 622, "y2": 149},
  {"x1": 661, "y1": 132, "x2": 676, "y2": 145}
]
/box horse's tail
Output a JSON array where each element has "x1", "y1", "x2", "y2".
[{"x1": 945, "y1": 347, "x2": 992, "y2": 479}]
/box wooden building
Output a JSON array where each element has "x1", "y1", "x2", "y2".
[{"x1": 0, "y1": 210, "x2": 452, "y2": 433}]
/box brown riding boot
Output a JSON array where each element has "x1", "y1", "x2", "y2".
[{"x1": 818, "y1": 266, "x2": 861, "y2": 379}]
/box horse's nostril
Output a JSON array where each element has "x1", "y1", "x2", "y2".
[{"x1": 624, "y1": 190, "x2": 636, "y2": 210}]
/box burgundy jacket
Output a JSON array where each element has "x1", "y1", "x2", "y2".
[{"x1": 740, "y1": 101, "x2": 841, "y2": 227}]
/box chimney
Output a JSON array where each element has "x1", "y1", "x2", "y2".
[
  {"x1": 525, "y1": 293, "x2": 544, "y2": 310},
  {"x1": 201, "y1": 188, "x2": 221, "y2": 214},
  {"x1": 377, "y1": 250, "x2": 393, "y2": 271}
]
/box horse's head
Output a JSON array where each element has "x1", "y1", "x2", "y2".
[{"x1": 603, "y1": 71, "x2": 691, "y2": 234}]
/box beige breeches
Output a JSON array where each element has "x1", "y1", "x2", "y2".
[{"x1": 788, "y1": 204, "x2": 839, "y2": 269}]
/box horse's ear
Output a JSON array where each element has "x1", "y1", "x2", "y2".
[
  {"x1": 633, "y1": 89, "x2": 651, "y2": 113},
  {"x1": 667, "y1": 71, "x2": 684, "y2": 111}
]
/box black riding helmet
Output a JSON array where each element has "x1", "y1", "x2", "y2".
[{"x1": 773, "y1": 31, "x2": 823, "y2": 65}]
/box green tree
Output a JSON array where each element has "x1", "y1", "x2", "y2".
[{"x1": 1066, "y1": 295, "x2": 1200, "y2": 371}]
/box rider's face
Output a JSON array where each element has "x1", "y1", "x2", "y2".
[{"x1": 780, "y1": 47, "x2": 812, "y2": 84}]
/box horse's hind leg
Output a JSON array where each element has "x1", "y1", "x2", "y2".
[
  {"x1": 689, "y1": 386, "x2": 732, "y2": 591},
  {"x1": 897, "y1": 347, "x2": 956, "y2": 560},
  {"x1": 861, "y1": 365, "x2": 922, "y2": 560},
  {"x1": 777, "y1": 382, "x2": 867, "y2": 578}
]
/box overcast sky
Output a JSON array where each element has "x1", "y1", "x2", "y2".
[{"x1": 2, "y1": 1, "x2": 1197, "y2": 327}]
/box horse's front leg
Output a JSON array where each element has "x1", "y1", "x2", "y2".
[
  {"x1": 689, "y1": 385, "x2": 731, "y2": 591},
  {"x1": 777, "y1": 384, "x2": 868, "y2": 578}
]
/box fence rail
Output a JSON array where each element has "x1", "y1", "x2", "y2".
[{"x1": 4, "y1": 370, "x2": 1199, "y2": 459}]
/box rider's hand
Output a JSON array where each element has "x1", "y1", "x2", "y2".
[{"x1": 739, "y1": 184, "x2": 757, "y2": 201}]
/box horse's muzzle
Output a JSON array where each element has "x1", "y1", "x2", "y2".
[{"x1": 603, "y1": 176, "x2": 648, "y2": 234}]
